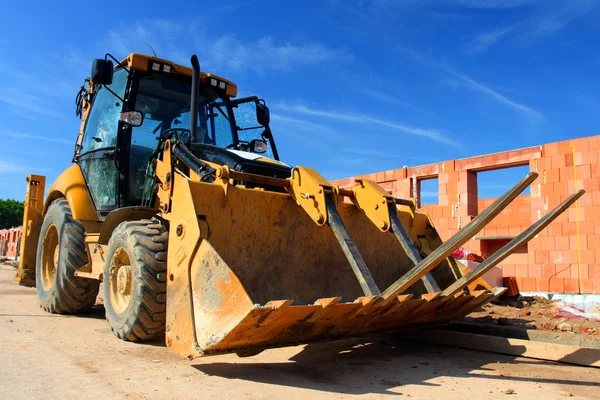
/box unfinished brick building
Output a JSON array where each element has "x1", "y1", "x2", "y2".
[
  {"x1": 334, "y1": 135, "x2": 600, "y2": 294},
  {"x1": 0, "y1": 226, "x2": 22, "y2": 259}
]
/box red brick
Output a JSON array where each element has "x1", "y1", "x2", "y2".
[
  {"x1": 586, "y1": 206, "x2": 600, "y2": 220},
  {"x1": 589, "y1": 265, "x2": 600, "y2": 279},
  {"x1": 516, "y1": 264, "x2": 529, "y2": 278},
  {"x1": 528, "y1": 265, "x2": 539, "y2": 279},
  {"x1": 577, "y1": 192, "x2": 593, "y2": 207},
  {"x1": 537, "y1": 278, "x2": 550, "y2": 292},
  {"x1": 541, "y1": 264, "x2": 556, "y2": 279},
  {"x1": 529, "y1": 238, "x2": 541, "y2": 251},
  {"x1": 568, "y1": 207, "x2": 585, "y2": 222},
  {"x1": 587, "y1": 235, "x2": 600, "y2": 249},
  {"x1": 502, "y1": 265, "x2": 516, "y2": 277},
  {"x1": 583, "y1": 177, "x2": 600, "y2": 192},
  {"x1": 558, "y1": 140, "x2": 573, "y2": 155},
  {"x1": 551, "y1": 155, "x2": 566, "y2": 169},
  {"x1": 562, "y1": 222, "x2": 577, "y2": 236},
  {"x1": 549, "y1": 278, "x2": 565, "y2": 293},
  {"x1": 522, "y1": 278, "x2": 537, "y2": 291},
  {"x1": 582, "y1": 279, "x2": 597, "y2": 294},
  {"x1": 572, "y1": 264, "x2": 589, "y2": 279},
  {"x1": 544, "y1": 142, "x2": 559, "y2": 156},
  {"x1": 580, "y1": 249, "x2": 596, "y2": 264},
  {"x1": 540, "y1": 236, "x2": 555, "y2": 251},
  {"x1": 591, "y1": 163, "x2": 600, "y2": 178},
  {"x1": 535, "y1": 251, "x2": 550, "y2": 264},
  {"x1": 578, "y1": 164, "x2": 592, "y2": 179},
  {"x1": 546, "y1": 168, "x2": 560, "y2": 183},
  {"x1": 556, "y1": 264, "x2": 573, "y2": 279},
  {"x1": 516, "y1": 277, "x2": 524, "y2": 291},
  {"x1": 588, "y1": 137, "x2": 600, "y2": 150},
  {"x1": 579, "y1": 221, "x2": 596, "y2": 235},
  {"x1": 554, "y1": 236, "x2": 569, "y2": 250},
  {"x1": 564, "y1": 278, "x2": 579, "y2": 293}
]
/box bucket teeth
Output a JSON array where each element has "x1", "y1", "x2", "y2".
[{"x1": 166, "y1": 170, "x2": 583, "y2": 358}]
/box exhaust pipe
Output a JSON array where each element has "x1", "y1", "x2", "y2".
[{"x1": 190, "y1": 55, "x2": 200, "y2": 143}]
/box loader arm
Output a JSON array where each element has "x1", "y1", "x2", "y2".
[{"x1": 152, "y1": 132, "x2": 583, "y2": 358}]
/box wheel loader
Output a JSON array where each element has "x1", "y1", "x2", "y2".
[{"x1": 14, "y1": 53, "x2": 584, "y2": 358}]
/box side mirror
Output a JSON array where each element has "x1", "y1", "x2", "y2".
[
  {"x1": 91, "y1": 59, "x2": 114, "y2": 85},
  {"x1": 118, "y1": 111, "x2": 143, "y2": 127},
  {"x1": 250, "y1": 139, "x2": 268, "y2": 154},
  {"x1": 256, "y1": 102, "x2": 270, "y2": 126}
]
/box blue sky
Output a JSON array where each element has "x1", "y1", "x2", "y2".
[{"x1": 1, "y1": 0, "x2": 599, "y2": 201}]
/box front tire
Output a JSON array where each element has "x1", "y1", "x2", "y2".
[
  {"x1": 36, "y1": 199, "x2": 100, "y2": 313},
  {"x1": 103, "y1": 219, "x2": 168, "y2": 341}
]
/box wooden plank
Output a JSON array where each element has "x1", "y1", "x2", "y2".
[
  {"x1": 388, "y1": 203, "x2": 440, "y2": 293},
  {"x1": 382, "y1": 172, "x2": 538, "y2": 299},
  {"x1": 401, "y1": 329, "x2": 600, "y2": 368},
  {"x1": 449, "y1": 322, "x2": 600, "y2": 350},
  {"x1": 442, "y1": 189, "x2": 586, "y2": 297}
]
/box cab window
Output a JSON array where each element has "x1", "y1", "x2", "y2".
[{"x1": 80, "y1": 69, "x2": 128, "y2": 153}]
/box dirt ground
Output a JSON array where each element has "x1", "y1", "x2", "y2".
[
  {"x1": 1, "y1": 266, "x2": 599, "y2": 400},
  {"x1": 464, "y1": 296, "x2": 600, "y2": 335}
]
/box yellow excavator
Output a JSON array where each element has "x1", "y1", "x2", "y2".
[{"x1": 14, "y1": 53, "x2": 583, "y2": 358}]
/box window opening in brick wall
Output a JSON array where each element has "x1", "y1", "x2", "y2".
[
  {"x1": 477, "y1": 165, "x2": 531, "y2": 199},
  {"x1": 418, "y1": 177, "x2": 439, "y2": 206}
]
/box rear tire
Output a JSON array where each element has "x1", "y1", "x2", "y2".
[
  {"x1": 36, "y1": 199, "x2": 100, "y2": 313},
  {"x1": 103, "y1": 219, "x2": 168, "y2": 341}
]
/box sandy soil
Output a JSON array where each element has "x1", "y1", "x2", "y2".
[
  {"x1": 464, "y1": 296, "x2": 600, "y2": 335},
  {"x1": 1, "y1": 265, "x2": 599, "y2": 400}
]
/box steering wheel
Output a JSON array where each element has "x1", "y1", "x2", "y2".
[
  {"x1": 159, "y1": 128, "x2": 192, "y2": 143},
  {"x1": 226, "y1": 141, "x2": 250, "y2": 151}
]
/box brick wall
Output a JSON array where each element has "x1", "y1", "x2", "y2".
[
  {"x1": 333, "y1": 134, "x2": 600, "y2": 294},
  {"x1": 0, "y1": 226, "x2": 22, "y2": 258}
]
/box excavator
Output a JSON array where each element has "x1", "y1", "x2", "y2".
[{"x1": 13, "y1": 53, "x2": 584, "y2": 358}]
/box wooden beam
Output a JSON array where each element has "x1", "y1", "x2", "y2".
[
  {"x1": 382, "y1": 172, "x2": 538, "y2": 299},
  {"x1": 401, "y1": 329, "x2": 600, "y2": 368}
]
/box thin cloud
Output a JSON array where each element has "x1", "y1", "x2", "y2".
[
  {"x1": 276, "y1": 103, "x2": 456, "y2": 146},
  {"x1": 400, "y1": 47, "x2": 542, "y2": 120},
  {"x1": 528, "y1": 0, "x2": 596, "y2": 39},
  {"x1": 206, "y1": 36, "x2": 353, "y2": 73},
  {"x1": 466, "y1": 25, "x2": 516, "y2": 54},
  {"x1": 464, "y1": 1, "x2": 595, "y2": 53},
  {"x1": 107, "y1": 20, "x2": 353, "y2": 75},
  {"x1": 0, "y1": 160, "x2": 51, "y2": 174},
  {"x1": 351, "y1": 86, "x2": 437, "y2": 117},
  {"x1": 270, "y1": 114, "x2": 350, "y2": 142},
  {"x1": 441, "y1": 63, "x2": 543, "y2": 120},
  {"x1": 449, "y1": 0, "x2": 538, "y2": 8},
  {"x1": 0, "y1": 88, "x2": 62, "y2": 118},
  {"x1": 2, "y1": 131, "x2": 72, "y2": 145},
  {"x1": 342, "y1": 147, "x2": 431, "y2": 161}
]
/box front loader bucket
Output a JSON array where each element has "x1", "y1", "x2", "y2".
[{"x1": 164, "y1": 170, "x2": 584, "y2": 358}]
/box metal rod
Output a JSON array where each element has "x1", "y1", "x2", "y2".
[
  {"x1": 226, "y1": 169, "x2": 290, "y2": 188},
  {"x1": 190, "y1": 55, "x2": 200, "y2": 143},
  {"x1": 388, "y1": 203, "x2": 441, "y2": 293},
  {"x1": 382, "y1": 172, "x2": 538, "y2": 299},
  {"x1": 325, "y1": 195, "x2": 381, "y2": 297},
  {"x1": 338, "y1": 188, "x2": 414, "y2": 208},
  {"x1": 442, "y1": 189, "x2": 585, "y2": 297}
]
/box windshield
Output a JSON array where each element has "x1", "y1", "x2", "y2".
[{"x1": 131, "y1": 72, "x2": 236, "y2": 150}]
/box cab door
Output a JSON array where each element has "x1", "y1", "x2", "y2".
[
  {"x1": 77, "y1": 69, "x2": 128, "y2": 214},
  {"x1": 231, "y1": 96, "x2": 279, "y2": 160}
]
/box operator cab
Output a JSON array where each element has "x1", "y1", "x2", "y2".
[{"x1": 74, "y1": 54, "x2": 287, "y2": 216}]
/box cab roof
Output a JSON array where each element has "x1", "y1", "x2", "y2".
[{"x1": 121, "y1": 53, "x2": 238, "y2": 98}]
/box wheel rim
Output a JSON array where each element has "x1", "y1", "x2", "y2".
[
  {"x1": 41, "y1": 224, "x2": 59, "y2": 290},
  {"x1": 108, "y1": 247, "x2": 132, "y2": 315}
]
